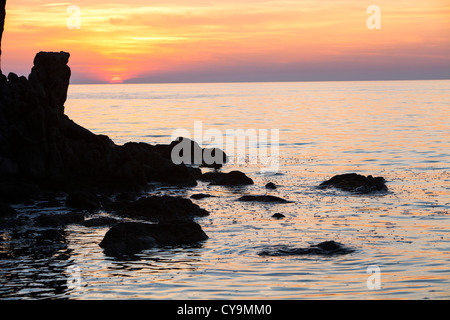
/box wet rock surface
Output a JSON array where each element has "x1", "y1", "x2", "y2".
[
  {"x1": 319, "y1": 173, "x2": 388, "y2": 194},
  {"x1": 258, "y1": 241, "x2": 354, "y2": 257},
  {"x1": 35, "y1": 212, "x2": 84, "y2": 227},
  {"x1": 199, "y1": 170, "x2": 254, "y2": 186},
  {"x1": 155, "y1": 137, "x2": 227, "y2": 169},
  {"x1": 115, "y1": 195, "x2": 209, "y2": 221},
  {"x1": 65, "y1": 191, "x2": 101, "y2": 210},
  {"x1": 265, "y1": 182, "x2": 277, "y2": 189},
  {"x1": 99, "y1": 220, "x2": 208, "y2": 255},
  {"x1": 190, "y1": 193, "x2": 214, "y2": 200},
  {"x1": 0, "y1": 52, "x2": 204, "y2": 204},
  {"x1": 0, "y1": 202, "x2": 17, "y2": 218}
]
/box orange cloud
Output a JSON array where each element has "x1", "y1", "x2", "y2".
[{"x1": 2, "y1": 1, "x2": 449, "y2": 82}]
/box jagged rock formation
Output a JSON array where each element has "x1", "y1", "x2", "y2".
[{"x1": 0, "y1": 51, "x2": 201, "y2": 202}]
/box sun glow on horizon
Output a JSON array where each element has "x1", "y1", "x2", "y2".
[{"x1": 2, "y1": 1, "x2": 449, "y2": 83}]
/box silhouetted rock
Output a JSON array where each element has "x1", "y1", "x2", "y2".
[
  {"x1": 35, "y1": 229, "x2": 66, "y2": 245},
  {"x1": 0, "y1": 178, "x2": 40, "y2": 203},
  {"x1": 0, "y1": 51, "x2": 204, "y2": 203},
  {"x1": 319, "y1": 173, "x2": 388, "y2": 193},
  {"x1": 38, "y1": 200, "x2": 63, "y2": 208},
  {"x1": 238, "y1": 195, "x2": 289, "y2": 203},
  {"x1": 190, "y1": 193, "x2": 214, "y2": 200},
  {"x1": 29, "y1": 51, "x2": 71, "y2": 114},
  {"x1": 66, "y1": 191, "x2": 101, "y2": 210},
  {"x1": 258, "y1": 241, "x2": 354, "y2": 256},
  {"x1": 271, "y1": 213, "x2": 285, "y2": 219},
  {"x1": 199, "y1": 170, "x2": 254, "y2": 186},
  {"x1": 35, "y1": 212, "x2": 84, "y2": 227},
  {"x1": 158, "y1": 137, "x2": 227, "y2": 169},
  {"x1": 0, "y1": 202, "x2": 17, "y2": 218},
  {"x1": 99, "y1": 220, "x2": 208, "y2": 255},
  {"x1": 116, "y1": 195, "x2": 209, "y2": 221},
  {"x1": 265, "y1": 182, "x2": 277, "y2": 189}
]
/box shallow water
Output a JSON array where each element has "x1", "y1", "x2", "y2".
[{"x1": 1, "y1": 80, "x2": 449, "y2": 299}]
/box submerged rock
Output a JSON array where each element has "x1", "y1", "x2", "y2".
[
  {"x1": 258, "y1": 241, "x2": 354, "y2": 257},
  {"x1": 190, "y1": 193, "x2": 214, "y2": 200},
  {"x1": 99, "y1": 220, "x2": 208, "y2": 255},
  {"x1": 265, "y1": 182, "x2": 277, "y2": 189},
  {"x1": 319, "y1": 173, "x2": 388, "y2": 194},
  {"x1": 0, "y1": 202, "x2": 17, "y2": 218},
  {"x1": 153, "y1": 137, "x2": 227, "y2": 169},
  {"x1": 116, "y1": 195, "x2": 209, "y2": 221},
  {"x1": 199, "y1": 170, "x2": 254, "y2": 186},
  {"x1": 238, "y1": 195, "x2": 289, "y2": 203}
]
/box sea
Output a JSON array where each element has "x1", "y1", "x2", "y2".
[{"x1": 1, "y1": 80, "x2": 449, "y2": 299}]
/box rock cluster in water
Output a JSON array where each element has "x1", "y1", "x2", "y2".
[
  {"x1": 258, "y1": 241, "x2": 354, "y2": 257},
  {"x1": 319, "y1": 173, "x2": 388, "y2": 194},
  {"x1": 0, "y1": 50, "x2": 387, "y2": 257},
  {"x1": 0, "y1": 51, "x2": 237, "y2": 204}
]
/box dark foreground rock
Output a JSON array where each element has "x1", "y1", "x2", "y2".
[
  {"x1": 35, "y1": 212, "x2": 84, "y2": 227},
  {"x1": 258, "y1": 241, "x2": 354, "y2": 257},
  {"x1": 238, "y1": 195, "x2": 289, "y2": 203},
  {"x1": 0, "y1": 51, "x2": 204, "y2": 205},
  {"x1": 199, "y1": 171, "x2": 254, "y2": 186},
  {"x1": 116, "y1": 195, "x2": 209, "y2": 221},
  {"x1": 66, "y1": 191, "x2": 101, "y2": 210},
  {"x1": 99, "y1": 220, "x2": 208, "y2": 255},
  {"x1": 0, "y1": 202, "x2": 17, "y2": 218},
  {"x1": 319, "y1": 173, "x2": 388, "y2": 194}
]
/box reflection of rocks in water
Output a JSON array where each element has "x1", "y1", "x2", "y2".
[
  {"x1": 319, "y1": 173, "x2": 388, "y2": 194},
  {"x1": 99, "y1": 220, "x2": 208, "y2": 256},
  {"x1": 258, "y1": 241, "x2": 354, "y2": 257},
  {"x1": 0, "y1": 226, "x2": 78, "y2": 299}
]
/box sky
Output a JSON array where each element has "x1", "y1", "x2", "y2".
[{"x1": 1, "y1": 0, "x2": 449, "y2": 84}]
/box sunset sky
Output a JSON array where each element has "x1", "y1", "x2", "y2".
[{"x1": 2, "y1": 0, "x2": 449, "y2": 83}]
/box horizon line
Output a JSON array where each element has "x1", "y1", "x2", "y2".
[{"x1": 69, "y1": 77, "x2": 450, "y2": 86}]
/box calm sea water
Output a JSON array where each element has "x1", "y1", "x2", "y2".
[{"x1": 1, "y1": 80, "x2": 449, "y2": 299}]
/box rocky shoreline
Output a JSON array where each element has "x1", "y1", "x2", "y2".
[
  {"x1": 0, "y1": 0, "x2": 388, "y2": 257},
  {"x1": 0, "y1": 51, "x2": 390, "y2": 256}
]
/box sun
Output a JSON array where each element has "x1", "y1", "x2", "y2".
[{"x1": 111, "y1": 76, "x2": 123, "y2": 83}]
